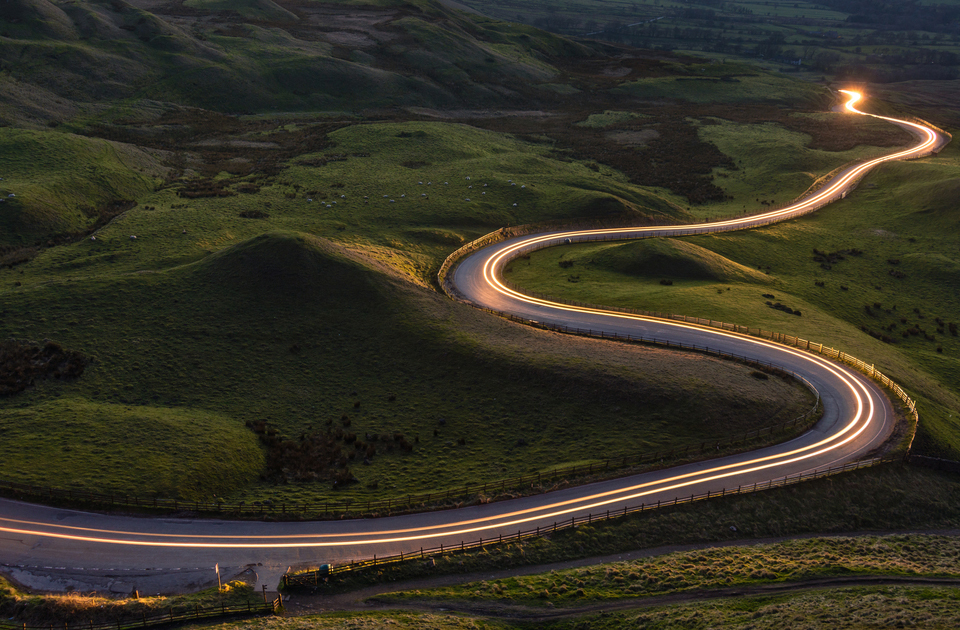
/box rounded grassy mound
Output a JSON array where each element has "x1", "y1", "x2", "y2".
[
  {"x1": 191, "y1": 230, "x2": 379, "y2": 303},
  {"x1": 585, "y1": 238, "x2": 772, "y2": 283},
  {"x1": 0, "y1": 399, "x2": 263, "y2": 500}
]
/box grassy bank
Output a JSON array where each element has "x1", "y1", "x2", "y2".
[
  {"x1": 170, "y1": 585, "x2": 960, "y2": 628},
  {"x1": 378, "y1": 534, "x2": 960, "y2": 606},
  {"x1": 286, "y1": 465, "x2": 960, "y2": 593}
]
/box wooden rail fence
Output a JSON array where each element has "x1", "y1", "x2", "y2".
[
  {"x1": 283, "y1": 456, "x2": 899, "y2": 588},
  {"x1": 0, "y1": 596, "x2": 281, "y2": 630}
]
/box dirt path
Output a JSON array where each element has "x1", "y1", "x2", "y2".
[{"x1": 282, "y1": 528, "x2": 960, "y2": 617}]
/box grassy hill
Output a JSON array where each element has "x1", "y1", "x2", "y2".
[
  {"x1": 0, "y1": 0, "x2": 591, "y2": 125},
  {"x1": 0, "y1": 0, "x2": 950, "y2": 507},
  {"x1": 0, "y1": 127, "x2": 164, "y2": 248},
  {"x1": 0, "y1": 227, "x2": 816, "y2": 502}
]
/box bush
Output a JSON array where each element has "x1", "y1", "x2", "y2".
[{"x1": 0, "y1": 340, "x2": 89, "y2": 396}]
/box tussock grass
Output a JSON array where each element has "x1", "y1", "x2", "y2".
[
  {"x1": 381, "y1": 534, "x2": 960, "y2": 605},
  {"x1": 0, "y1": 575, "x2": 261, "y2": 626},
  {"x1": 288, "y1": 465, "x2": 960, "y2": 595}
]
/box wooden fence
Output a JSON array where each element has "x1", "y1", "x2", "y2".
[
  {"x1": 479, "y1": 284, "x2": 920, "y2": 439},
  {"x1": 0, "y1": 596, "x2": 281, "y2": 630},
  {"x1": 437, "y1": 215, "x2": 920, "y2": 458},
  {"x1": 283, "y1": 456, "x2": 899, "y2": 589}
]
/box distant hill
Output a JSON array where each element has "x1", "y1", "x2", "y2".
[{"x1": 0, "y1": 0, "x2": 601, "y2": 125}]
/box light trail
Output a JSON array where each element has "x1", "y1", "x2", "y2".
[{"x1": 0, "y1": 91, "x2": 941, "y2": 559}]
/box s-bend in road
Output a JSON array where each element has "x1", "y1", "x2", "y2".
[{"x1": 0, "y1": 91, "x2": 947, "y2": 594}]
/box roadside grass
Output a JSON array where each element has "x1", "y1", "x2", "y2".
[
  {"x1": 0, "y1": 575, "x2": 262, "y2": 626},
  {"x1": 378, "y1": 534, "x2": 960, "y2": 606},
  {"x1": 0, "y1": 228, "x2": 812, "y2": 503},
  {"x1": 506, "y1": 134, "x2": 960, "y2": 458},
  {"x1": 288, "y1": 465, "x2": 960, "y2": 593},
  {"x1": 156, "y1": 585, "x2": 960, "y2": 628}
]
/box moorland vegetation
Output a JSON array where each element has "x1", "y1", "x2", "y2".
[{"x1": 1, "y1": 1, "x2": 960, "y2": 627}]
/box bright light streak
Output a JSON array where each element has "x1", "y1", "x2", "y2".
[{"x1": 0, "y1": 91, "x2": 930, "y2": 550}]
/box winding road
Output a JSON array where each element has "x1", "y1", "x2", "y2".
[{"x1": 0, "y1": 91, "x2": 948, "y2": 596}]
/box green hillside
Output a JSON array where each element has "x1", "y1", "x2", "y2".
[
  {"x1": 0, "y1": 229, "x2": 815, "y2": 501},
  {"x1": 0, "y1": 0, "x2": 951, "y2": 505},
  {"x1": 0, "y1": 0, "x2": 590, "y2": 124}
]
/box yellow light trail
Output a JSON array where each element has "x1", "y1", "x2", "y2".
[{"x1": 0, "y1": 91, "x2": 935, "y2": 550}]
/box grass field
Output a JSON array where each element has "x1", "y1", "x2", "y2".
[
  {"x1": 379, "y1": 534, "x2": 960, "y2": 605},
  {"x1": 188, "y1": 585, "x2": 960, "y2": 628},
  {"x1": 507, "y1": 123, "x2": 960, "y2": 458}
]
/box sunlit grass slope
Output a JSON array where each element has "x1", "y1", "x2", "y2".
[
  {"x1": 0, "y1": 128, "x2": 162, "y2": 246},
  {"x1": 14, "y1": 121, "x2": 688, "y2": 284},
  {"x1": 382, "y1": 534, "x2": 960, "y2": 606}
]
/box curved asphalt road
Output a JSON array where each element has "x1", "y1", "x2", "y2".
[{"x1": 0, "y1": 91, "x2": 947, "y2": 595}]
